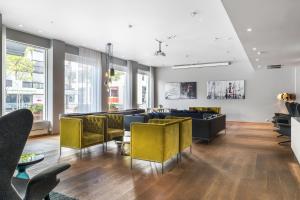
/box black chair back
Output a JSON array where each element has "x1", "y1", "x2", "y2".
[{"x1": 0, "y1": 109, "x2": 33, "y2": 199}]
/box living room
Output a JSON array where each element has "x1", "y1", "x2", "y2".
[{"x1": 0, "y1": 0, "x2": 300, "y2": 200}]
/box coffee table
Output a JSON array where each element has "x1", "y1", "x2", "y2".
[{"x1": 16, "y1": 153, "x2": 44, "y2": 179}]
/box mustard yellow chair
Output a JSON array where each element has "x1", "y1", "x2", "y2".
[
  {"x1": 151, "y1": 117, "x2": 192, "y2": 157},
  {"x1": 189, "y1": 107, "x2": 221, "y2": 114},
  {"x1": 96, "y1": 114, "x2": 124, "y2": 150},
  {"x1": 130, "y1": 121, "x2": 179, "y2": 173},
  {"x1": 60, "y1": 115, "x2": 106, "y2": 156}
]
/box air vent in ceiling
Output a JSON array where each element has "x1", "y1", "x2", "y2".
[{"x1": 267, "y1": 64, "x2": 282, "y2": 69}]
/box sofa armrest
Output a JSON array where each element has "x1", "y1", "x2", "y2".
[{"x1": 60, "y1": 117, "x2": 83, "y2": 148}]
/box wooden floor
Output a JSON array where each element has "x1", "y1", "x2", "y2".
[{"x1": 24, "y1": 122, "x2": 300, "y2": 200}]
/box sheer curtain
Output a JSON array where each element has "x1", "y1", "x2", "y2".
[{"x1": 64, "y1": 47, "x2": 102, "y2": 113}]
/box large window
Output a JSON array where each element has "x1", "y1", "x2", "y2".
[
  {"x1": 4, "y1": 40, "x2": 47, "y2": 121},
  {"x1": 108, "y1": 69, "x2": 128, "y2": 111},
  {"x1": 64, "y1": 54, "x2": 101, "y2": 113},
  {"x1": 137, "y1": 71, "x2": 150, "y2": 109}
]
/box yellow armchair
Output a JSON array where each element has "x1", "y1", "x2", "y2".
[
  {"x1": 130, "y1": 121, "x2": 179, "y2": 173},
  {"x1": 152, "y1": 117, "x2": 192, "y2": 157},
  {"x1": 97, "y1": 114, "x2": 124, "y2": 142},
  {"x1": 59, "y1": 115, "x2": 106, "y2": 156}
]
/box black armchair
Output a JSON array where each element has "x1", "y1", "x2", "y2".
[
  {"x1": 277, "y1": 122, "x2": 291, "y2": 145},
  {"x1": 0, "y1": 109, "x2": 70, "y2": 200}
]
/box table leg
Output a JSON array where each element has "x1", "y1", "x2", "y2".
[{"x1": 16, "y1": 165, "x2": 30, "y2": 179}]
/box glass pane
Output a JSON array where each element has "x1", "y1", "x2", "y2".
[
  {"x1": 137, "y1": 73, "x2": 150, "y2": 109},
  {"x1": 5, "y1": 40, "x2": 47, "y2": 121},
  {"x1": 109, "y1": 70, "x2": 127, "y2": 111}
]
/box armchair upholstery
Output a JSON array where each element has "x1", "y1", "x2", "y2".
[
  {"x1": 96, "y1": 114, "x2": 124, "y2": 141},
  {"x1": 150, "y1": 117, "x2": 192, "y2": 153},
  {"x1": 130, "y1": 121, "x2": 179, "y2": 173},
  {"x1": 60, "y1": 115, "x2": 106, "y2": 153}
]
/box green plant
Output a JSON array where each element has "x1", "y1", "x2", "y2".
[
  {"x1": 6, "y1": 47, "x2": 35, "y2": 81},
  {"x1": 30, "y1": 104, "x2": 43, "y2": 113}
]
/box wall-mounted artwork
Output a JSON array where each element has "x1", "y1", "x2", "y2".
[
  {"x1": 207, "y1": 80, "x2": 245, "y2": 100},
  {"x1": 165, "y1": 82, "x2": 197, "y2": 100}
]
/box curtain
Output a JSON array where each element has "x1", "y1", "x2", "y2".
[
  {"x1": 150, "y1": 66, "x2": 155, "y2": 108},
  {"x1": 64, "y1": 47, "x2": 102, "y2": 113}
]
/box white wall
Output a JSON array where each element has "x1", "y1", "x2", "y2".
[{"x1": 156, "y1": 61, "x2": 297, "y2": 122}]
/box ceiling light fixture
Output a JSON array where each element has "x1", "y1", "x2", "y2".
[
  {"x1": 257, "y1": 51, "x2": 261, "y2": 55},
  {"x1": 257, "y1": 65, "x2": 262, "y2": 68},
  {"x1": 247, "y1": 28, "x2": 252, "y2": 32},
  {"x1": 252, "y1": 47, "x2": 257, "y2": 51},
  {"x1": 172, "y1": 62, "x2": 231, "y2": 69},
  {"x1": 154, "y1": 39, "x2": 166, "y2": 56},
  {"x1": 255, "y1": 58, "x2": 259, "y2": 62},
  {"x1": 18, "y1": 24, "x2": 23, "y2": 27}
]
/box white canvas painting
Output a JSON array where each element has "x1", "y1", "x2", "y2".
[
  {"x1": 165, "y1": 83, "x2": 181, "y2": 100},
  {"x1": 207, "y1": 80, "x2": 245, "y2": 100}
]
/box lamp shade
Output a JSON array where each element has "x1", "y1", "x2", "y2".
[{"x1": 277, "y1": 93, "x2": 296, "y2": 101}]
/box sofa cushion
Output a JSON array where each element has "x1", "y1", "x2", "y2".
[
  {"x1": 83, "y1": 132, "x2": 104, "y2": 146},
  {"x1": 107, "y1": 128, "x2": 124, "y2": 140}
]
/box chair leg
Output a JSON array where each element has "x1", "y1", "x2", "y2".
[
  {"x1": 44, "y1": 194, "x2": 50, "y2": 200},
  {"x1": 279, "y1": 140, "x2": 291, "y2": 145},
  {"x1": 130, "y1": 157, "x2": 133, "y2": 170},
  {"x1": 59, "y1": 147, "x2": 62, "y2": 156},
  {"x1": 180, "y1": 153, "x2": 182, "y2": 162},
  {"x1": 162, "y1": 162, "x2": 164, "y2": 174},
  {"x1": 176, "y1": 154, "x2": 179, "y2": 164},
  {"x1": 190, "y1": 145, "x2": 192, "y2": 154},
  {"x1": 102, "y1": 143, "x2": 105, "y2": 152},
  {"x1": 80, "y1": 149, "x2": 82, "y2": 158}
]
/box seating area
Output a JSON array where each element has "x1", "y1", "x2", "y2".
[{"x1": 1, "y1": 0, "x2": 300, "y2": 199}]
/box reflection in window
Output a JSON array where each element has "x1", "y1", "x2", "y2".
[
  {"x1": 5, "y1": 40, "x2": 47, "y2": 121},
  {"x1": 108, "y1": 70, "x2": 127, "y2": 111}
]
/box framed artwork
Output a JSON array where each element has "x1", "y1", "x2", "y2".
[
  {"x1": 207, "y1": 80, "x2": 245, "y2": 100},
  {"x1": 165, "y1": 82, "x2": 197, "y2": 100}
]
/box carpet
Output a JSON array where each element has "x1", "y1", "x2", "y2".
[{"x1": 49, "y1": 192, "x2": 78, "y2": 200}]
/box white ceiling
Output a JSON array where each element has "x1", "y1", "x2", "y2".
[
  {"x1": 0, "y1": 0, "x2": 249, "y2": 67},
  {"x1": 223, "y1": 0, "x2": 300, "y2": 69}
]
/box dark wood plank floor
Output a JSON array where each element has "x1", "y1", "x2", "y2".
[{"x1": 24, "y1": 122, "x2": 300, "y2": 200}]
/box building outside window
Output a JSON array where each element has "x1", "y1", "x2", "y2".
[
  {"x1": 108, "y1": 69, "x2": 127, "y2": 111},
  {"x1": 4, "y1": 40, "x2": 47, "y2": 121},
  {"x1": 137, "y1": 71, "x2": 150, "y2": 109}
]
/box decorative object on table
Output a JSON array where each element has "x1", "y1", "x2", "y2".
[
  {"x1": 120, "y1": 131, "x2": 131, "y2": 156},
  {"x1": 207, "y1": 80, "x2": 245, "y2": 100},
  {"x1": 17, "y1": 153, "x2": 44, "y2": 179},
  {"x1": 0, "y1": 109, "x2": 71, "y2": 200},
  {"x1": 165, "y1": 82, "x2": 197, "y2": 100},
  {"x1": 277, "y1": 93, "x2": 296, "y2": 101}
]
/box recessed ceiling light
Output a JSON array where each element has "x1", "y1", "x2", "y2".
[
  {"x1": 128, "y1": 24, "x2": 133, "y2": 28},
  {"x1": 252, "y1": 47, "x2": 257, "y2": 51},
  {"x1": 18, "y1": 24, "x2": 23, "y2": 27},
  {"x1": 247, "y1": 28, "x2": 252, "y2": 32},
  {"x1": 257, "y1": 51, "x2": 261, "y2": 55},
  {"x1": 38, "y1": 30, "x2": 43, "y2": 33},
  {"x1": 255, "y1": 58, "x2": 259, "y2": 62},
  {"x1": 257, "y1": 65, "x2": 262, "y2": 68}
]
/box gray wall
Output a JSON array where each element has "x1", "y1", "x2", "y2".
[
  {"x1": 48, "y1": 40, "x2": 65, "y2": 133},
  {"x1": 156, "y1": 61, "x2": 297, "y2": 122}
]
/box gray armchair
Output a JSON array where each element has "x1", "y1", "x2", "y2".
[{"x1": 0, "y1": 109, "x2": 70, "y2": 200}]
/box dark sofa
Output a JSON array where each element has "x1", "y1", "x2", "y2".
[
  {"x1": 170, "y1": 110, "x2": 226, "y2": 142},
  {"x1": 124, "y1": 110, "x2": 226, "y2": 142}
]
